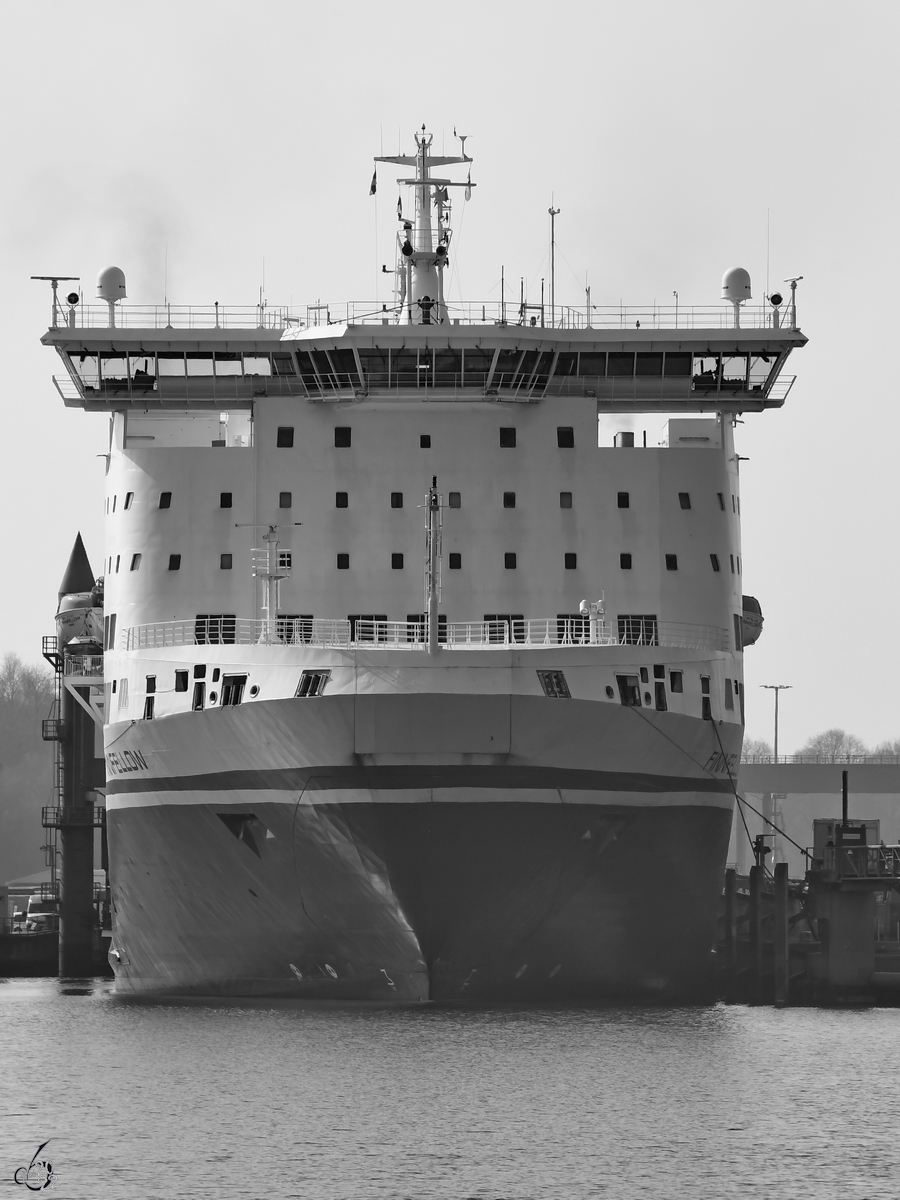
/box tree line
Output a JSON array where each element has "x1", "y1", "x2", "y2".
[
  {"x1": 744, "y1": 729, "x2": 900, "y2": 759},
  {"x1": 0, "y1": 653, "x2": 55, "y2": 885}
]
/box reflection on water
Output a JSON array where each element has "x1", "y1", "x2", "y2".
[{"x1": 1, "y1": 978, "x2": 896, "y2": 1199}]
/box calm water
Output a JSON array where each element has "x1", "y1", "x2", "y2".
[{"x1": 1, "y1": 979, "x2": 897, "y2": 1199}]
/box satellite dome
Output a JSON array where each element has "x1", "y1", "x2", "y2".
[
  {"x1": 97, "y1": 265, "x2": 127, "y2": 302},
  {"x1": 721, "y1": 267, "x2": 751, "y2": 302}
]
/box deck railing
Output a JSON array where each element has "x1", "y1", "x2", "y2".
[
  {"x1": 53, "y1": 300, "x2": 797, "y2": 333},
  {"x1": 121, "y1": 616, "x2": 728, "y2": 653}
]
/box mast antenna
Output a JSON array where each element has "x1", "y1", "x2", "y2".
[{"x1": 549, "y1": 203, "x2": 560, "y2": 328}]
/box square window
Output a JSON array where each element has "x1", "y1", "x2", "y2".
[
  {"x1": 337, "y1": 553, "x2": 349, "y2": 569},
  {"x1": 653, "y1": 664, "x2": 665, "y2": 679},
  {"x1": 391, "y1": 553, "x2": 404, "y2": 569},
  {"x1": 420, "y1": 434, "x2": 431, "y2": 448},
  {"x1": 710, "y1": 554, "x2": 720, "y2": 572},
  {"x1": 220, "y1": 492, "x2": 233, "y2": 509},
  {"x1": 175, "y1": 670, "x2": 188, "y2": 693},
  {"x1": 449, "y1": 552, "x2": 461, "y2": 569},
  {"x1": 564, "y1": 552, "x2": 577, "y2": 569},
  {"x1": 449, "y1": 492, "x2": 461, "y2": 508},
  {"x1": 504, "y1": 552, "x2": 517, "y2": 569},
  {"x1": 159, "y1": 492, "x2": 172, "y2": 509},
  {"x1": 220, "y1": 553, "x2": 233, "y2": 570},
  {"x1": 168, "y1": 554, "x2": 181, "y2": 571},
  {"x1": 701, "y1": 676, "x2": 710, "y2": 695},
  {"x1": 537, "y1": 670, "x2": 571, "y2": 698},
  {"x1": 277, "y1": 551, "x2": 292, "y2": 571},
  {"x1": 665, "y1": 554, "x2": 678, "y2": 570},
  {"x1": 193, "y1": 664, "x2": 207, "y2": 678},
  {"x1": 335, "y1": 492, "x2": 348, "y2": 508},
  {"x1": 557, "y1": 427, "x2": 575, "y2": 448},
  {"x1": 560, "y1": 492, "x2": 572, "y2": 509},
  {"x1": 124, "y1": 492, "x2": 134, "y2": 510},
  {"x1": 391, "y1": 492, "x2": 403, "y2": 509},
  {"x1": 617, "y1": 492, "x2": 629, "y2": 509},
  {"x1": 130, "y1": 553, "x2": 141, "y2": 571},
  {"x1": 276, "y1": 427, "x2": 294, "y2": 448},
  {"x1": 678, "y1": 492, "x2": 691, "y2": 509},
  {"x1": 640, "y1": 667, "x2": 649, "y2": 683},
  {"x1": 279, "y1": 491, "x2": 292, "y2": 508},
  {"x1": 334, "y1": 427, "x2": 351, "y2": 447},
  {"x1": 145, "y1": 675, "x2": 156, "y2": 694},
  {"x1": 670, "y1": 670, "x2": 683, "y2": 693},
  {"x1": 499, "y1": 427, "x2": 517, "y2": 448},
  {"x1": 620, "y1": 553, "x2": 632, "y2": 569},
  {"x1": 503, "y1": 492, "x2": 516, "y2": 508}
]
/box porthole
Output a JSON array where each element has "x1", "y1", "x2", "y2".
[
  {"x1": 249, "y1": 685, "x2": 259, "y2": 697},
  {"x1": 209, "y1": 691, "x2": 218, "y2": 703},
  {"x1": 605, "y1": 685, "x2": 615, "y2": 699},
  {"x1": 644, "y1": 691, "x2": 652, "y2": 705}
]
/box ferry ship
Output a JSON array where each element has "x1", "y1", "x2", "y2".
[{"x1": 39, "y1": 130, "x2": 806, "y2": 1000}]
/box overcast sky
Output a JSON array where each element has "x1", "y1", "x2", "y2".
[{"x1": 1, "y1": 0, "x2": 897, "y2": 752}]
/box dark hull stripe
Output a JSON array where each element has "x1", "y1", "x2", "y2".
[{"x1": 106, "y1": 762, "x2": 732, "y2": 796}]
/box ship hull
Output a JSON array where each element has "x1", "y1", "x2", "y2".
[{"x1": 104, "y1": 692, "x2": 739, "y2": 1002}]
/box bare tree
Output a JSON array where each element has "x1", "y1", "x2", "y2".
[
  {"x1": 873, "y1": 737, "x2": 900, "y2": 756},
  {"x1": 798, "y1": 728, "x2": 869, "y2": 760},
  {"x1": 0, "y1": 653, "x2": 55, "y2": 884},
  {"x1": 742, "y1": 737, "x2": 773, "y2": 758}
]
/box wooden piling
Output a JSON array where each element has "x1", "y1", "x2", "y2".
[
  {"x1": 724, "y1": 868, "x2": 737, "y2": 1001},
  {"x1": 773, "y1": 862, "x2": 789, "y2": 1007},
  {"x1": 749, "y1": 865, "x2": 763, "y2": 1004}
]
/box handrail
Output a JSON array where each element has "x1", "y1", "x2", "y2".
[
  {"x1": 741, "y1": 754, "x2": 900, "y2": 765},
  {"x1": 52, "y1": 301, "x2": 799, "y2": 334},
  {"x1": 122, "y1": 616, "x2": 729, "y2": 653}
]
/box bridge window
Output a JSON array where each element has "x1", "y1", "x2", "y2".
[
  {"x1": 194, "y1": 615, "x2": 236, "y2": 645},
  {"x1": 244, "y1": 355, "x2": 272, "y2": 376},
  {"x1": 664, "y1": 352, "x2": 692, "y2": 377},
  {"x1": 608, "y1": 353, "x2": 635, "y2": 377},
  {"x1": 635, "y1": 353, "x2": 663, "y2": 376},
  {"x1": 185, "y1": 352, "x2": 215, "y2": 376},
  {"x1": 463, "y1": 349, "x2": 494, "y2": 385},
  {"x1": 578, "y1": 352, "x2": 606, "y2": 376},
  {"x1": 272, "y1": 352, "x2": 297, "y2": 377},
  {"x1": 213, "y1": 351, "x2": 242, "y2": 377},
  {"x1": 555, "y1": 352, "x2": 577, "y2": 377}
]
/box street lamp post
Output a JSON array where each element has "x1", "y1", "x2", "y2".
[{"x1": 760, "y1": 684, "x2": 792, "y2": 761}]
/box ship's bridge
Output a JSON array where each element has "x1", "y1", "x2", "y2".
[{"x1": 43, "y1": 302, "x2": 806, "y2": 414}]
